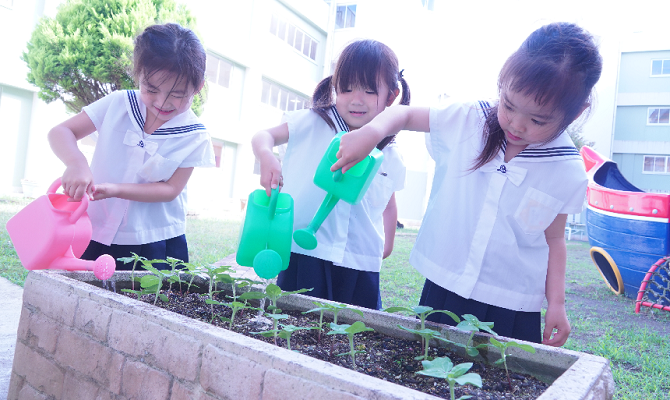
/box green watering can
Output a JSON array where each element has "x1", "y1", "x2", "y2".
[
  {"x1": 236, "y1": 188, "x2": 294, "y2": 279},
  {"x1": 293, "y1": 131, "x2": 384, "y2": 250}
]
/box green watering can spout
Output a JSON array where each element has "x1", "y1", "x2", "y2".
[{"x1": 293, "y1": 131, "x2": 384, "y2": 250}]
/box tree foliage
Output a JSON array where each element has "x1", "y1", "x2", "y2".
[
  {"x1": 22, "y1": 0, "x2": 201, "y2": 114},
  {"x1": 567, "y1": 124, "x2": 595, "y2": 151}
]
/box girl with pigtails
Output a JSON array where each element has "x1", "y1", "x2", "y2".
[{"x1": 252, "y1": 39, "x2": 410, "y2": 310}]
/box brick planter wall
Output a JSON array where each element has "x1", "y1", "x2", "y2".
[{"x1": 9, "y1": 271, "x2": 614, "y2": 400}]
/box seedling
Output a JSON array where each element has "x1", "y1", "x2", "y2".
[
  {"x1": 397, "y1": 325, "x2": 455, "y2": 361},
  {"x1": 455, "y1": 314, "x2": 496, "y2": 357},
  {"x1": 117, "y1": 252, "x2": 146, "y2": 290},
  {"x1": 163, "y1": 257, "x2": 185, "y2": 293},
  {"x1": 327, "y1": 321, "x2": 374, "y2": 369},
  {"x1": 253, "y1": 324, "x2": 315, "y2": 351},
  {"x1": 416, "y1": 356, "x2": 482, "y2": 400},
  {"x1": 303, "y1": 301, "x2": 364, "y2": 341},
  {"x1": 489, "y1": 337, "x2": 536, "y2": 388},
  {"x1": 120, "y1": 259, "x2": 169, "y2": 305},
  {"x1": 386, "y1": 306, "x2": 460, "y2": 357}
]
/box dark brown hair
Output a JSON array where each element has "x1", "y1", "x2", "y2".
[
  {"x1": 472, "y1": 22, "x2": 603, "y2": 170},
  {"x1": 312, "y1": 39, "x2": 410, "y2": 149},
  {"x1": 133, "y1": 23, "x2": 206, "y2": 96}
]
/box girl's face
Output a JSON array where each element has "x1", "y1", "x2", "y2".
[
  {"x1": 139, "y1": 71, "x2": 198, "y2": 131},
  {"x1": 497, "y1": 88, "x2": 563, "y2": 146},
  {"x1": 335, "y1": 79, "x2": 395, "y2": 130}
]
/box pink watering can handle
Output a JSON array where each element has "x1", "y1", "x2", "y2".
[{"x1": 48, "y1": 178, "x2": 89, "y2": 225}]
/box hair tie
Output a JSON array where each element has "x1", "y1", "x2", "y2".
[{"x1": 398, "y1": 69, "x2": 404, "y2": 79}]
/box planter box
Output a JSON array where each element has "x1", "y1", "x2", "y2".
[{"x1": 9, "y1": 271, "x2": 614, "y2": 400}]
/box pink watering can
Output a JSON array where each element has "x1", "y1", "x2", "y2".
[{"x1": 6, "y1": 178, "x2": 115, "y2": 280}]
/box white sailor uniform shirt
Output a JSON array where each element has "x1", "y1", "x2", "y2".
[
  {"x1": 410, "y1": 99, "x2": 587, "y2": 312},
  {"x1": 82, "y1": 90, "x2": 215, "y2": 246}
]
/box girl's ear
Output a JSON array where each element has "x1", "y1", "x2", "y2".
[{"x1": 386, "y1": 88, "x2": 400, "y2": 107}]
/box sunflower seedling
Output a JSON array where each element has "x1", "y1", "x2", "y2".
[
  {"x1": 327, "y1": 321, "x2": 374, "y2": 369},
  {"x1": 303, "y1": 302, "x2": 364, "y2": 342},
  {"x1": 416, "y1": 356, "x2": 482, "y2": 400},
  {"x1": 253, "y1": 324, "x2": 315, "y2": 351},
  {"x1": 489, "y1": 337, "x2": 536, "y2": 388},
  {"x1": 455, "y1": 314, "x2": 496, "y2": 357}
]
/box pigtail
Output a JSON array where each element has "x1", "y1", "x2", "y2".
[
  {"x1": 376, "y1": 72, "x2": 411, "y2": 150},
  {"x1": 311, "y1": 76, "x2": 337, "y2": 131}
]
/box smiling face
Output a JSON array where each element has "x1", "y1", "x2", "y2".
[
  {"x1": 139, "y1": 70, "x2": 197, "y2": 133},
  {"x1": 335, "y1": 79, "x2": 394, "y2": 131}
]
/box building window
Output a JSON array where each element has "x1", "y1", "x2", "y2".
[
  {"x1": 335, "y1": 5, "x2": 356, "y2": 29},
  {"x1": 643, "y1": 155, "x2": 670, "y2": 174},
  {"x1": 269, "y1": 15, "x2": 318, "y2": 61},
  {"x1": 421, "y1": 0, "x2": 435, "y2": 10},
  {"x1": 648, "y1": 107, "x2": 670, "y2": 125},
  {"x1": 206, "y1": 54, "x2": 233, "y2": 88},
  {"x1": 260, "y1": 79, "x2": 310, "y2": 111},
  {"x1": 651, "y1": 59, "x2": 670, "y2": 76}
]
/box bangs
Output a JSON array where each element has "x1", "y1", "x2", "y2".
[{"x1": 333, "y1": 42, "x2": 385, "y2": 93}]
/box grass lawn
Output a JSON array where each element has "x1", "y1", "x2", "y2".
[{"x1": 1, "y1": 198, "x2": 669, "y2": 399}]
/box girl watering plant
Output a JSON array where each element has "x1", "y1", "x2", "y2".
[
  {"x1": 332, "y1": 22, "x2": 603, "y2": 346},
  {"x1": 252, "y1": 39, "x2": 410, "y2": 310},
  {"x1": 48, "y1": 23, "x2": 215, "y2": 270}
]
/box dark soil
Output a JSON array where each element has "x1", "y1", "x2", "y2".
[{"x1": 123, "y1": 289, "x2": 549, "y2": 400}]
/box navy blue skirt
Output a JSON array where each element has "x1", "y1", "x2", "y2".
[
  {"x1": 80, "y1": 234, "x2": 189, "y2": 271},
  {"x1": 419, "y1": 279, "x2": 541, "y2": 343},
  {"x1": 277, "y1": 253, "x2": 382, "y2": 310}
]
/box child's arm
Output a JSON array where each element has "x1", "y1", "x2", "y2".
[
  {"x1": 543, "y1": 213, "x2": 570, "y2": 347},
  {"x1": 382, "y1": 193, "x2": 398, "y2": 259},
  {"x1": 90, "y1": 167, "x2": 194, "y2": 202},
  {"x1": 48, "y1": 112, "x2": 98, "y2": 201},
  {"x1": 251, "y1": 123, "x2": 290, "y2": 196},
  {"x1": 332, "y1": 106, "x2": 430, "y2": 173}
]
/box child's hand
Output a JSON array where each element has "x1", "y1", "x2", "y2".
[
  {"x1": 91, "y1": 183, "x2": 119, "y2": 201},
  {"x1": 542, "y1": 303, "x2": 571, "y2": 347},
  {"x1": 61, "y1": 166, "x2": 94, "y2": 202},
  {"x1": 332, "y1": 129, "x2": 381, "y2": 173},
  {"x1": 258, "y1": 151, "x2": 283, "y2": 196}
]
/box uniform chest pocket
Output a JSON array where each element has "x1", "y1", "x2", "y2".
[
  {"x1": 137, "y1": 153, "x2": 181, "y2": 183},
  {"x1": 514, "y1": 188, "x2": 564, "y2": 235},
  {"x1": 365, "y1": 173, "x2": 394, "y2": 209}
]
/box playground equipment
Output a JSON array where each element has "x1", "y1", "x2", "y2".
[
  {"x1": 293, "y1": 131, "x2": 384, "y2": 250},
  {"x1": 581, "y1": 147, "x2": 669, "y2": 313},
  {"x1": 6, "y1": 178, "x2": 115, "y2": 280},
  {"x1": 236, "y1": 188, "x2": 294, "y2": 279}
]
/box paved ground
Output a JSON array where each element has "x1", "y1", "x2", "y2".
[{"x1": 0, "y1": 278, "x2": 23, "y2": 400}]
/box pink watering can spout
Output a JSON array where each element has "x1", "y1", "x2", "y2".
[{"x1": 6, "y1": 178, "x2": 116, "y2": 280}]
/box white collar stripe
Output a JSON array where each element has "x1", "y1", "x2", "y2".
[{"x1": 517, "y1": 146, "x2": 580, "y2": 158}]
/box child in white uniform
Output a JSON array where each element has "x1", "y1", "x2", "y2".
[
  {"x1": 332, "y1": 23, "x2": 603, "y2": 345},
  {"x1": 48, "y1": 23, "x2": 215, "y2": 270},
  {"x1": 252, "y1": 39, "x2": 410, "y2": 309}
]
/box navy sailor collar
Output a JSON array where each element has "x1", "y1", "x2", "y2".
[
  {"x1": 124, "y1": 90, "x2": 206, "y2": 137},
  {"x1": 329, "y1": 106, "x2": 350, "y2": 133},
  {"x1": 477, "y1": 100, "x2": 582, "y2": 163}
]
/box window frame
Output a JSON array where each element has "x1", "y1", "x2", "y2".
[
  {"x1": 260, "y1": 78, "x2": 311, "y2": 112},
  {"x1": 642, "y1": 155, "x2": 670, "y2": 175},
  {"x1": 206, "y1": 53, "x2": 235, "y2": 89},
  {"x1": 650, "y1": 59, "x2": 670, "y2": 77},
  {"x1": 647, "y1": 107, "x2": 670, "y2": 125},
  {"x1": 269, "y1": 14, "x2": 319, "y2": 62},
  {"x1": 335, "y1": 4, "x2": 357, "y2": 29}
]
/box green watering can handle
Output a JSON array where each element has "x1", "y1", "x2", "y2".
[
  {"x1": 332, "y1": 169, "x2": 343, "y2": 182},
  {"x1": 268, "y1": 188, "x2": 279, "y2": 220}
]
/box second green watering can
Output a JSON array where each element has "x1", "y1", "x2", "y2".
[{"x1": 236, "y1": 188, "x2": 294, "y2": 279}]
